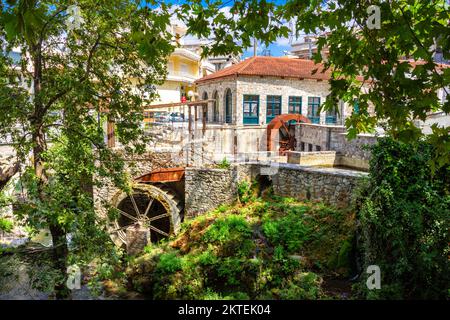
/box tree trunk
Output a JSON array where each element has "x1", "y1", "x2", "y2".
[
  {"x1": 0, "y1": 162, "x2": 19, "y2": 191},
  {"x1": 49, "y1": 224, "x2": 70, "y2": 299},
  {"x1": 32, "y1": 126, "x2": 71, "y2": 299},
  {"x1": 32, "y1": 46, "x2": 70, "y2": 297}
]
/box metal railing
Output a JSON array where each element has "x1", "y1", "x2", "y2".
[
  {"x1": 308, "y1": 116, "x2": 320, "y2": 124},
  {"x1": 325, "y1": 116, "x2": 337, "y2": 124}
]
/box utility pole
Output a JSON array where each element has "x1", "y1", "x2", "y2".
[{"x1": 253, "y1": 37, "x2": 257, "y2": 57}]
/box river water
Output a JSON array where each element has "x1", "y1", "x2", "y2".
[{"x1": 0, "y1": 230, "x2": 109, "y2": 300}]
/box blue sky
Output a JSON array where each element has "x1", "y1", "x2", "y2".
[
  {"x1": 144, "y1": 0, "x2": 295, "y2": 58},
  {"x1": 242, "y1": 38, "x2": 292, "y2": 59}
]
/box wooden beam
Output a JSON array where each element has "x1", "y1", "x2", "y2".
[
  {"x1": 188, "y1": 105, "x2": 192, "y2": 135},
  {"x1": 143, "y1": 99, "x2": 215, "y2": 111},
  {"x1": 202, "y1": 105, "x2": 207, "y2": 135},
  {"x1": 107, "y1": 120, "x2": 115, "y2": 148},
  {"x1": 135, "y1": 167, "x2": 185, "y2": 183}
]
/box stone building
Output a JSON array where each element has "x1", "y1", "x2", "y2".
[{"x1": 196, "y1": 56, "x2": 355, "y2": 126}]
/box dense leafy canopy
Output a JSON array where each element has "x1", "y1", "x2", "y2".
[
  {"x1": 0, "y1": 0, "x2": 175, "y2": 297},
  {"x1": 178, "y1": 0, "x2": 450, "y2": 168},
  {"x1": 0, "y1": 0, "x2": 449, "y2": 299},
  {"x1": 356, "y1": 137, "x2": 449, "y2": 299}
]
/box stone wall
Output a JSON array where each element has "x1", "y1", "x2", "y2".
[
  {"x1": 295, "y1": 123, "x2": 347, "y2": 151},
  {"x1": 188, "y1": 124, "x2": 270, "y2": 161},
  {"x1": 329, "y1": 133, "x2": 376, "y2": 161},
  {"x1": 197, "y1": 76, "x2": 355, "y2": 126},
  {"x1": 236, "y1": 162, "x2": 366, "y2": 208},
  {"x1": 93, "y1": 147, "x2": 369, "y2": 223},
  {"x1": 287, "y1": 151, "x2": 337, "y2": 166},
  {"x1": 270, "y1": 163, "x2": 366, "y2": 208},
  {"x1": 296, "y1": 123, "x2": 377, "y2": 161},
  {"x1": 184, "y1": 167, "x2": 238, "y2": 218}
]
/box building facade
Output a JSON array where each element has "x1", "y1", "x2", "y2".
[
  {"x1": 196, "y1": 56, "x2": 353, "y2": 126},
  {"x1": 289, "y1": 35, "x2": 329, "y2": 60},
  {"x1": 149, "y1": 23, "x2": 215, "y2": 108},
  {"x1": 149, "y1": 21, "x2": 240, "y2": 109}
]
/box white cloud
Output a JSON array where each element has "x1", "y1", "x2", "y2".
[
  {"x1": 218, "y1": 6, "x2": 233, "y2": 19},
  {"x1": 275, "y1": 37, "x2": 291, "y2": 47}
]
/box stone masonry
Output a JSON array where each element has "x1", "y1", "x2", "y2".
[
  {"x1": 197, "y1": 76, "x2": 343, "y2": 126},
  {"x1": 93, "y1": 149, "x2": 184, "y2": 218},
  {"x1": 184, "y1": 167, "x2": 238, "y2": 218},
  {"x1": 270, "y1": 163, "x2": 366, "y2": 208},
  {"x1": 236, "y1": 162, "x2": 367, "y2": 208}
]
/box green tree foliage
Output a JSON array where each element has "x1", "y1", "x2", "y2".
[
  {"x1": 0, "y1": 217, "x2": 13, "y2": 232},
  {"x1": 355, "y1": 137, "x2": 449, "y2": 299},
  {"x1": 288, "y1": 0, "x2": 450, "y2": 167},
  {"x1": 179, "y1": 0, "x2": 450, "y2": 168},
  {"x1": 0, "y1": 0, "x2": 174, "y2": 298}
]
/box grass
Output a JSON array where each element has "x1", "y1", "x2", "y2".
[{"x1": 120, "y1": 184, "x2": 357, "y2": 300}]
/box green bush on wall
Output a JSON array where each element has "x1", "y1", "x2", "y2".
[
  {"x1": 0, "y1": 218, "x2": 13, "y2": 233},
  {"x1": 356, "y1": 137, "x2": 449, "y2": 299}
]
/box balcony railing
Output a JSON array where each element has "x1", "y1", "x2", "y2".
[
  {"x1": 166, "y1": 70, "x2": 198, "y2": 83},
  {"x1": 308, "y1": 116, "x2": 320, "y2": 124},
  {"x1": 325, "y1": 116, "x2": 337, "y2": 124}
]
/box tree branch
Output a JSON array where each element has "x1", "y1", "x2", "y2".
[
  {"x1": 43, "y1": 34, "x2": 102, "y2": 112},
  {"x1": 0, "y1": 162, "x2": 20, "y2": 191}
]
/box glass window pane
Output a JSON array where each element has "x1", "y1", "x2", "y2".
[
  {"x1": 289, "y1": 96, "x2": 302, "y2": 114},
  {"x1": 274, "y1": 104, "x2": 281, "y2": 114},
  {"x1": 243, "y1": 95, "x2": 259, "y2": 124}
]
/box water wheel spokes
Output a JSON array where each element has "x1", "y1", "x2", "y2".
[
  {"x1": 148, "y1": 212, "x2": 170, "y2": 222},
  {"x1": 143, "y1": 198, "x2": 154, "y2": 217},
  {"x1": 110, "y1": 184, "x2": 182, "y2": 247},
  {"x1": 149, "y1": 224, "x2": 169, "y2": 237},
  {"x1": 115, "y1": 207, "x2": 139, "y2": 222},
  {"x1": 129, "y1": 193, "x2": 144, "y2": 219}
]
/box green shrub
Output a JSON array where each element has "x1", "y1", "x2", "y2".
[
  {"x1": 217, "y1": 257, "x2": 245, "y2": 286},
  {"x1": 237, "y1": 180, "x2": 256, "y2": 204},
  {"x1": 217, "y1": 158, "x2": 231, "y2": 169},
  {"x1": 202, "y1": 215, "x2": 252, "y2": 244},
  {"x1": 267, "y1": 272, "x2": 322, "y2": 300},
  {"x1": 0, "y1": 218, "x2": 13, "y2": 233},
  {"x1": 156, "y1": 253, "x2": 182, "y2": 274},
  {"x1": 262, "y1": 212, "x2": 310, "y2": 253},
  {"x1": 356, "y1": 137, "x2": 449, "y2": 299},
  {"x1": 196, "y1": 249, "x2": 218, "y2": 266},
  {"x1": 127, "y1": 196, "x2": 351, "y2": 300}
]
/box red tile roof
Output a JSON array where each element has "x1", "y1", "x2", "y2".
[
  {"x1": 196, "y1": 56, "x2": 332, "y2": 83},
  {"x1": 196, "y1": 56, "x2": 450, "y2": 85}
]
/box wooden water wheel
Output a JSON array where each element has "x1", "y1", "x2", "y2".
[
  {"x1": 109, "y1": 183, "x2": 182, "y2": 247},
  {"x1": 266, "y1": 114, "x2": 311, "y2": 155}
]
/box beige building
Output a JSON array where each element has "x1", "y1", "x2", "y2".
[{"x1": 149, "y1": 23, "x2": 215, "y2": 108}]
